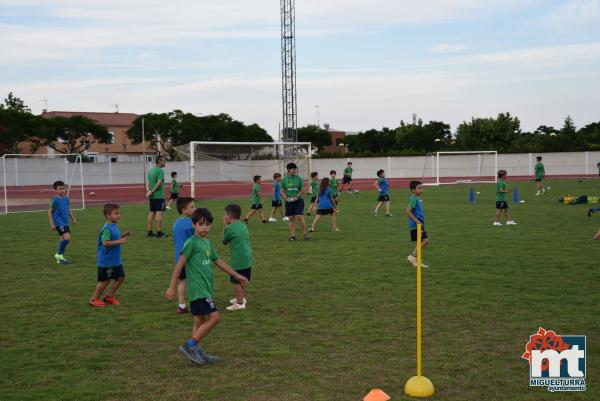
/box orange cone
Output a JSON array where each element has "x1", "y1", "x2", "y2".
[{"x1": 363, "y1": 388, "x2": 390, "y2": 401}]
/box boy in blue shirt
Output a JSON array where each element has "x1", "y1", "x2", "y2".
[
  {"x1": 172, "y1": 197, "x2": 196, "y2": 314},
  {"x1": 373, "y1": 169, "x2": 392, "y2": 217},
  {"x1": 406, "y1": 181, "x2": 429, "y2": 268},
  {"x1": 48, "y1": 180, "x2": 78, "y2": 265},
  {"x1": 309, "y1": 177, "x2": 338, "y2": 232},
  {"x1": 89, "y1": 204, "x2": 130, "y2": 307},
  {"x1": 268, "y1": 172, "x2": 287, "y2": 223}
]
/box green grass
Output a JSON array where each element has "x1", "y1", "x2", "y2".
[{"x1": 1, "y1": 179, "x2": 599, "y2": 401}]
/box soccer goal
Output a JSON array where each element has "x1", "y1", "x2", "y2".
[
  {"x1": 1, "y1": 154, "x2": 85, "y2": 214},
  {"x1": 173, "y1": 141, "x2": 312, "y2": 197},
  {"x1": 421, "y1": 151, "x2": 498, "y2": 185}
]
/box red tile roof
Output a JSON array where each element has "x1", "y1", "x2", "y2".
[{"x1": 41, "y1": 111, "x2": 138, "y2": 127}]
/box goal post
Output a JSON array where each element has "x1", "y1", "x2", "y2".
[
  {"x1": 173, "y1": 141, "x2": 312, "y2": 197},
  {"x1": 1, "y1": 154, "x2": 85, "y2": 214},
  {"x1": 422, "y1": 151, "x2": 498, "y2": 185}
]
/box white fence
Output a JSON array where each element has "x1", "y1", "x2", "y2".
[{"x1": 2, "y1": 151, "x2": 599, "y2": 186}]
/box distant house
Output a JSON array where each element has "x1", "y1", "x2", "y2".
[{"x1": 323, "y1": 128, "x2": 359, "y2": 153}]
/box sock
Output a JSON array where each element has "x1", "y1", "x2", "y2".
[
  {"x1": 59, "y1": 239, "x2": 69, "y2": 255},
  {"x1": 178, "y1": 303, "x2": 186, "y2": 309},
  {"x1": 187, "y1": 338, "x2": 198, "y2": 348}
]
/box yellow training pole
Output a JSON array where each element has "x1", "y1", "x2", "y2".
[{"x1": 404, "y1": 224, "x2": 435, "y2": 397}]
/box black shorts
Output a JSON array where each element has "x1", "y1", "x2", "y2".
[
  {"x1": 317, "y1": 208, "x2": 335, "y2": 215},
  {"x1": 170, "y1": 192, "x2": 179, "y2": 200},
  {"x1": 310, "y1": 197, "x2": 317, "y2": 204},
  {"x1": 534, "y1": 178, "x2": 542, "y2": 182},
  {"x1": 378, "y1": 194, "x2": 390, "y2": 202},
  {"x1": 272, "y1": 200, "x2": 282, "y2": 207},
  {"x1": 97, "y1": 265, "x2": 125, "y2": 282},
  {"x1": 149, "y1": 198, "x2": 166, "y2": 212},
  {"x1": 251, "y1": 204, "x2": 263, "y2": 210},
  {"x1": 190, "y1": 297, "x2": 218, "y2": 316},
  {"x1": 496, "y1": 201, "x2": 509, "y2": 209},
  {"x1": 178, "y1": 266, "x2": 186, "y2": 280},
  {"x1": 230, "y1": 268, "x2": 252, "y2": 284},
  {"x1": 410, "y1": 228, "x2": 428, "y2": 242},
  {"x1": 56, "y1": 225, "x2": 70, "y2": 236},
  {"x1": 342, "y1": 176, "x2": 352, "y2": 184},
  {"x1": 285, "y1": 198, "x2": 305, "y2": 217}
]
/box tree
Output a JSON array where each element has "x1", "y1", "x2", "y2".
[
  {"x1": 297, "y1": 125, "x2": 332, "y2": 152},
  {"x1": 32, "y1": 115, "x2": 112, "y2": 154},
  {"x1": 455, "y1": 113, "x2": 521, "y2": 152},
  {"x1": 0, "y1": 93, "x2": 42, "y2": 155}
]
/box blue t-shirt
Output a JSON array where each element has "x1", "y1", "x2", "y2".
[
  {"x1": 407, "y1": 194, "x2": 425, "y2": 229},
  {"x1": 272, "y1": 181, "x2": 282, "y2": 201},
  {"x1": 97, "y1": 223, "x2": 122, "y2": 267},
  {"x1": 50, "y1": 195, "x2": 70, "y2": 227},
  {"x1": 173, "y1": 217, "x2": 194, "y2": 262},
  {"x1": 378, "y1": 177, "x2": 389, "y2": 195},
  {"x1": 317, "y1": 188, "x2": 334, "y2": 210}
]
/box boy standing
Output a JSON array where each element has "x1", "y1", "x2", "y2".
[
  {"x1": 281, "y1": 162, "x2": 310, "y2": 241},
  {"x1": 269, "y1": 173, "x2": 286, "y2": 223},
  {"x1": 494, "y1": 170, "x2": 517, "y2": 226},
  {"x1": 244, "y1": 175, "x2": 266, "y2": 224},
  {"x1": 374, "y1": 169, "x2": 391, "y2": 217},
  {"x1": 329, "y1": 170, "x2": 339, "y2": 207},
  {"x1": 172, "y1": 197, "x2": 196, "y2": 314},
  {"x1": 340, "y1": 162, "x2": 354, "y2": 193},
  {"x1": 406, "y1": 181, "x2": 428, "y2": 268},
  {"x1": 534, "y1": 156, "x2": 546, "y2": 196},
  {"x1": 166, "y1": 208, "x2": 248, "y2": 365},
  {"x1": 306, "y1": 172, "x2": 319, "y2": 216},
  {"x1": 166, "y1": 171, "x2": 180, "y2": 210},
  {"x1": 89, "y1": 204, "x2": 130, "y2": 307},
  {"x1": 146, "y1": 155, "x2": 167, "y2": 238},
  {"x1": 223, "y1": 204, "x2": 253, "y2": 311},
  {"x1": 48, "y1": 180, "x2": 78, "y2": 265}
]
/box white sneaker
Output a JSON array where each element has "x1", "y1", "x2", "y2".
[
  {"x1": 421, "y1": 262, "x2": 429, "y2": 268},
  {"x1": 332, "y1": 227, "x2": 339, "y2": 232},
  {"x1": 407, "y1": 254, "x2": 417, "y2": 267},
  {"x1": 268, "y1": 217, "x2": 277, "y2": 223},
  {"x1": 226, "y1": 302, "x2": 246, "y2": 311},
  {"x1": 506, "y1": 221, "x2": 517, "y2": 225},
  {"x1": 493, "y1": 221, "x2": 503, "y2": 226},
  {"x1": 166, "y1": 206, "x2": 172, "y2": 210},
  {"x1": 283, "y1": 216, "x2": 290, "y2": 222},
  {"x1": 535, "y1": 191, "x2": 540, "y2": 196},
  {"x1": 229, "y1": 297, "x2": 247, "y2": 305}
]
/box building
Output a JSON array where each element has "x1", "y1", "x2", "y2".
[{"x1": 322, "y1": 128, "x2": 359, "y2": 153}]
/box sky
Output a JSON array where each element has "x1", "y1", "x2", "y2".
[{"x1": 1, "y1": 0, "x2": 599, "y2": 137}]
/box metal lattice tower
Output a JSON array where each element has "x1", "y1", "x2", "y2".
[{"x1": 280, "y1": 0, "x2": 297, "y2": 143}]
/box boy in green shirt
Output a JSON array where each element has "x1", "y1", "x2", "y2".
[
  {"x1": 166, "y1": 171, "x2": 181, "y2": 210},
  {"x1": 494, "y1": 170, "x2": 517, "y2": 226},
  {"x1": 166, "y1": 208, "x2": 248, "y2": 366},
  {"x1": 340, "y1": 161, "x2": 354, "y2": 193},
  {"x1": 534, "y1": 156, "x2": 546, "y2": 196},
  {"x1": 329, "y1": 170, "x2": 339, "y2": 206},
  {"x1": 282, "y1": 162, "x2": 310, "y2": 241},
  {"x1": 306, "y1": 172, "x2": 319, "y2": 216},
  {"x1": 244, "y1": 175, "x2": 266, "y2": 224},
  {"x1": 146, "y1": 155, "x2": 167, "y2": 238},
  {"x1": 223, "y1": 204, "x2": 253, "y2": 311}
]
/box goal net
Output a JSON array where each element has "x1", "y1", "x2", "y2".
[
  {"x1": 421, "y1": 151, "x2": 498, "y2": 185},
  {"x1": 2, "y1": 154, "x2": 85, "y2": 214},
  {"x1": 173, "y1": 141, "x2": 312, "y2": 197}
]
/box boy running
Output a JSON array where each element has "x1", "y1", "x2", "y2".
[
  {"x1": 374, "y1": 169, "x2": 391, "y2": 217},
  {"x1": 48, "y1": 180, "x2": 78, "y2": 265},
  {"x1": 494, "y1": 170, "x2": 517, "y2": 226},
  {"x1": 223, "y1": 204, "x2": 253, "y2": 311},
  {"x1": 89, "y1": 204, "x2": 130, "y2": 307},
  {"x1": 306, "y1": 172, "x2": 319, "y2": 216},
  {"x1": 244, "y1": 175, "x2": 266, "y2": 224},
  {"x1": 534, "y1": 156, "x2": 546, "y2": 196},
  {"x1": 166, "y1": 171, "x2": 181, "y2": 210},
  {"x1": 269, "y1": 173, "x2": 286, "y2": 223},
  {"x1": 282, "y1": 162, "x2": 310, "y2": 241},
  {"x1": 172, "y1": 197, "x2": 196, "y2": 314},
  {"x1": 166, "y1": 208, "x2": 248, "y2": 365},
  {"x1": 309, "y1": 177, "x2": 338, "y2": 232},
  {"x1": 340, "y1": 162, "x2": 354, "y2": 193},
  {"x1": 406, "y1": 181, "x2": 428, "y2": 268}
]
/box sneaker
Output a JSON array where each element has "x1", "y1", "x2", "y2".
[
  {"x1": 535, "y1": 191, "x2": 540, "y2": 196},
  {"x1": 103, "y1": 296, "x2": 120, "y2": 305},
  {"x1": 262, "y1": 220, "x2": 267, "y2": 224},
  {"x1": 147, "y1": 231, "x2": 155, "y2": 237},
  {"x1": 386, "y1": 213, "x2": 393, "y2": 217},
  {"x1": 506, "y1": 221, "x2": 517, "y2": 225},
  {"x1": 306, "y1": 212, "x2": 311, "y2": 216},
  {"x1": 61, "y1": 257, "x2": 72, "y2": 264},
  {"x1": 243, "y1": 218, "x2": 249, "y2": 225},
  {"x1": 89, "y1": 299, "x2": 107, "y2": 308},
  {"x1": 283, "y1": 216, "x2": 290, "y2": 222},
  {"x1": 166, "y1": 206, "x2": 172, "y2": 210},
  {"x1": 156, "y1": 232, "x2": 169, "y2": 238},
  {"x1": 289, "y1": 236, "x2": 296, "y2": 241},
  {"x1": 493, "y1": 221, "x2": 503, "y2": 226},
  {"x1": 197, "y1": 348, "x2": 222, "y2": 363},
  {"x1": 588, "y1": 209, "x2": 594, "y2": 217},
  {"x1": 308, "y1": 228, "x2": 314, "y2": 232},
  {"x1": 226, "y1": 302, "x2": 246, "y2": 311},
  {"x1": 179, "y1": 343, "x2": 205, "y2": 365},
  {"x1": 177, "y1": 306, "x2": 189, "y2": 314},
  {"x1": 229, "y1": 297, "x2": 247, "y2": 305},
  {"x1": 332, "y1": 228, "x2": 339, "y2": 232},
  {"x1": 268, "y1": 217, "x2": 277, "y2": 222},
  {"x1": 373, "y1": 212, "x2": 379, "y2": 217},
  {"x1": 407, "y1": 254, "x2": 417, "y2": 267},
  {"x1": 54, "y1": 253, "x2": 63, "y2": 264},
  {"x1": 421, "y1": 262, "x2": 429, "y2": 268},
  {"x1": 304, "y1": 234, "x2": 311, "y2": 241}
]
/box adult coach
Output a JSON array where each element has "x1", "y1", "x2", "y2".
[
  {"x1": 281, "y1": 162, "x2": 310, "y2": 241},
  {"x1": 146, "y1": 155, "x2": 168, "y2": 238}
]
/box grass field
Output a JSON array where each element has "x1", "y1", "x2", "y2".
[{"x1": 1, "y1": 179, "x2": 599, "y2": 401}]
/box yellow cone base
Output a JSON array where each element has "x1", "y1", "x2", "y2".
[{"x1": 404, "y1": 375, "x2": 435, "y2": 398}]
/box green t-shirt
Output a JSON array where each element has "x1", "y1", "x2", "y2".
[
  {"x1": 171, "y1": 179, "x2": 179, "y2": 194},
  {"x1": 310, "y1": 179, "x2": 319, "y2": 197},
  {"x1": 343, "y1": 167, "x2": 353, "y2": 177},
  {"x1": 251, "y1": 183, "x2": 261, "y2": 205},
  {"x1": 148, "y1": 166, "x2": 165, "y2": 199},
  {"x1": 534, "y1": 163, "x2": 545, "y2": 180},
  {"x1": 223, "y1": 221, "x2": 253, "y2": 270},
  {"x1": 330, "y1": 178, "x2": 338, "y2": 196},
  {"x1": 181, "y1": 235, "x2": 219, "y2": 301},
  {"x1": 282, "y1": 175, "x2": 303, "y2": 199},
  {"x1": 496, "y1": 179, "x2": 507, "y2": 202}
]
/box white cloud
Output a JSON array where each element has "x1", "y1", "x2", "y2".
[{"x1": 432, "y1": 43, "x2": 466, "y2": 53}]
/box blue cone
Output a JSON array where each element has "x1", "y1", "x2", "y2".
[
  {"x1": 469, "y1": 187, "x2": 475, "y2": 203},
  {"x1": 513, "y1": 188, "x2": 519, "y2": 203}
]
